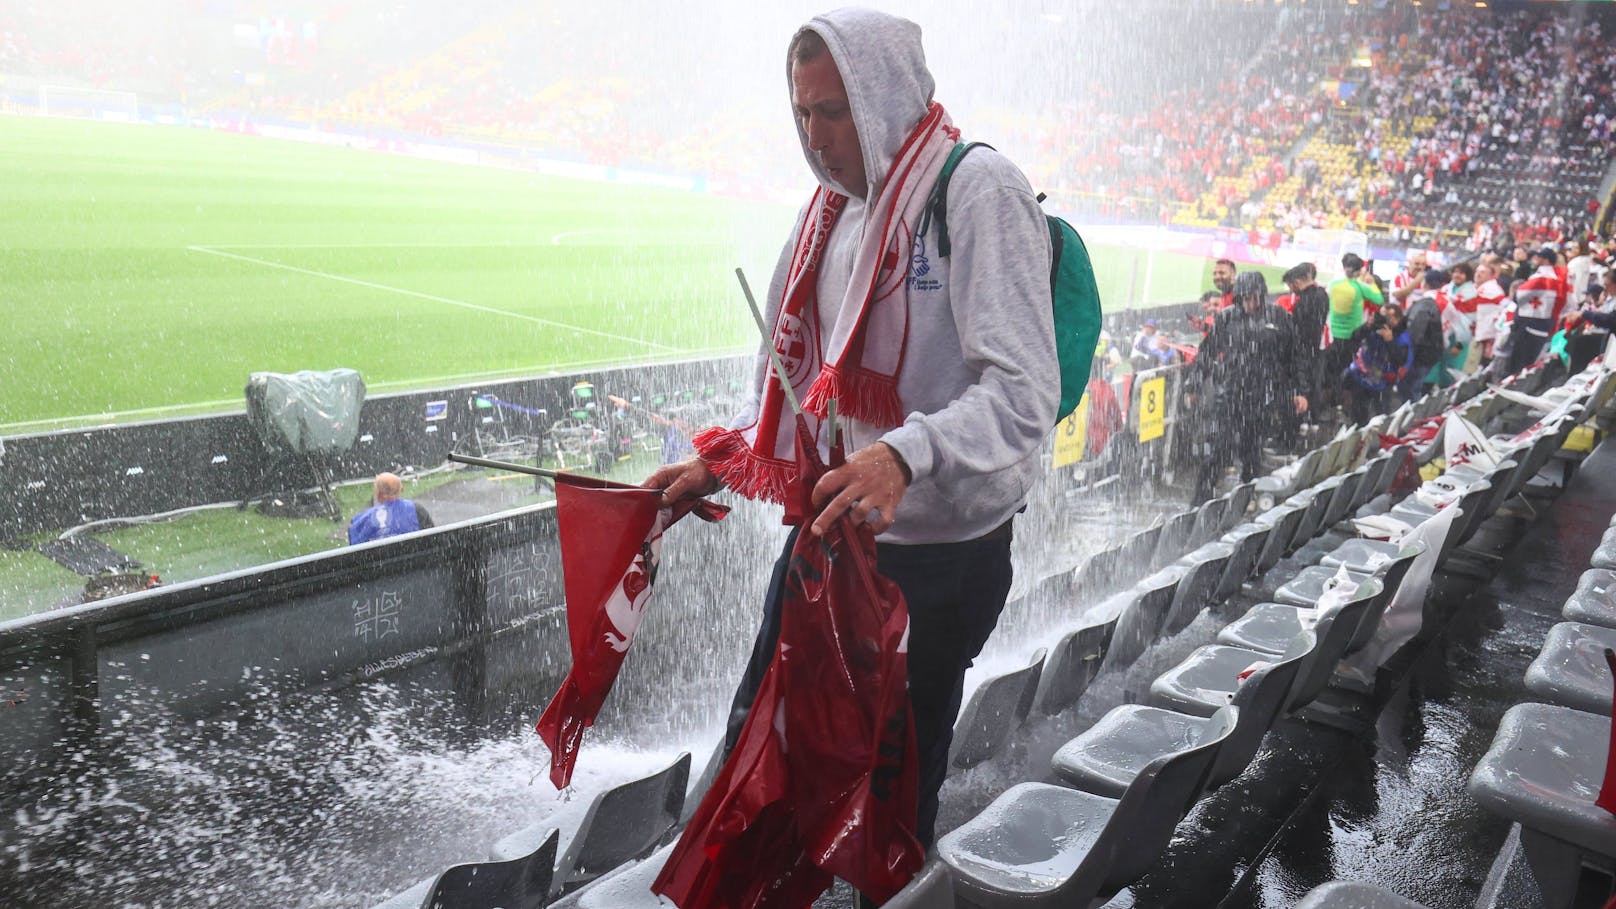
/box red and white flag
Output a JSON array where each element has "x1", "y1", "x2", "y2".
[{"x1": 535, "y1": 476, "x2": 726, "y2": 789}]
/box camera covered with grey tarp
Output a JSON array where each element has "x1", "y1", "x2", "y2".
[{"x1": 245, "y1": 369, "x2": 366, "y2": 456}]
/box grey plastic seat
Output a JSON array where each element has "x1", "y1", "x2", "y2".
[
  {"x1": 949, "y1": 649, "x2": 1046, "y2": 771},
  {"x1": 1157, "y1": 576, "x2": 1374, "y2": 716},
  {"x1": 1318, "y1": 537, "x2": 1427, "y2": 584},
  {"x1": 1523, "y1": 622, "x2": 1616, "y2": 715},
  {"x1": 1189, "y1": 496, "x2": 1231, "y2": 548},
  {"x1": 371, "y1": 830, "x2": 559, "y2": 909},
  {"x1": 1225, "y1": 481, "x2": 1255, "y2": 527},
  {"x1": 1594, "y1": 537, "x2": 1616, "y2": 571},
  {"x1": 1212, "y1": 524, "x2": 1271, "y2": 601},
  {"x1": 1120, "y1": 525, "x2": 1164, "y2": 575},
  {"x1": 1150, "y1": 509, "x2": 1200, "y2": 569},
  {"x1": 1035, "y1": 620, "x2": 1117, "y2": 716},
  {"x1": 1159, "y1": 543, "x2": 1233, "y2": 634},
  {"x1": 1252, "y1": 505, "x2": 1307, "y2": 575},
  {"x1": 1468, "y1": 702, "x2": 1616, "y2": 909},
  {"x1": 1081, "y1": 546, "x2": 1126, "y2": 594},
  {"x1": 1216, "y1": 576, "x2": 1384, "y2": 656},
  {"x1": 490, "y1": 752, "x2": 690, "y2": 897},
  {"x1": 880, "y1": 859, "x2": 955, "y2": 909},
  {"x1": 571, "y1": 841, "x2": 675, "y2": 908},
  {"x1": 1101, "y1": 579, "x2": 1180, "y2": 669},
  {"x1": 1056, "y1": 635, "x2": 1307, "y2": 795},
  {"x1": 1273, "y1": 539, "x2": 1416, "y2": 612},
  {"x1": 937, "y1": 707, "x2": 1238, "y2": 909},
  {"x1": 1565, "y1": 569, "x2": 1616, "y2": 628}
]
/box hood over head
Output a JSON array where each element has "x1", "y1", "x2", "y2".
[{"x1": 789, "y1": 8, "x2": 935, "y2": 199}]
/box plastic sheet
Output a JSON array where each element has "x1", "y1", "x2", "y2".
[{"x1": 244, "y1": 368, "x2": 366, "y2": 455}]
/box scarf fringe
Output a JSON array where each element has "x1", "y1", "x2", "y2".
[
  {"x1": 694, "y1": 426, "x2": 793, "y2": 505},
  {"x1": 803, "y1": 365, "x2": 906, "y2": 429}
]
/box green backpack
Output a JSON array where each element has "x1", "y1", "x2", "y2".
[{"x1": 921, "y1": 141, "x2": 1104, "y2": 423}]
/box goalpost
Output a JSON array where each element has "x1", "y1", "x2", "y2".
[{"x1": 38, "y1": 83, "x2": 139, "y2": 123}]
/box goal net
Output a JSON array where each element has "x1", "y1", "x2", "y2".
[{"x1": 38, "y1": 83, "x2": 139, "y2": 122}]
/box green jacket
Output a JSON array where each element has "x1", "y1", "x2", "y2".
[{"x1": 1326, "y1": 277, "x2": 1384, "y2": 341}]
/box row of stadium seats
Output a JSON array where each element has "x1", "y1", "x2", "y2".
[{"x1": 1469, "y1": 508, "x2": 1616, "y2": 909}]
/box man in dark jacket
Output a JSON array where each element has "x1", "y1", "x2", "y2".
[
  {"x1": 1401, "y1": 269, "x2": 1447, "y2": 400},
  {"x1": 1191, "y1": 272, "x2": 1310, "y2": 503},
  {"x1": 1283, "y1": 262, "x2": 1330, "y2": 408}
]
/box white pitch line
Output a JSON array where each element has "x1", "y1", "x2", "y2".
[
  {"x1": 185, "y1": 245, "x2": 678, "y2": 352},
  {"x1": 203, "y1": 241, "x2": 551, "y2": 250}
]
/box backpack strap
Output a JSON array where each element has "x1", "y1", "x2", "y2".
[{"x1": 919, "y1": 141, "x2": 993, "y2": 258}]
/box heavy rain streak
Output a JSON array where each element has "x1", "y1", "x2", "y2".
[{"x1": 5, "y1": 0, "x2": 1612, "y2": 907}]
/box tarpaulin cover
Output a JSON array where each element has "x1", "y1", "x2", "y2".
[
  {"x1": 653, "y1": 419, "x2": 923, "y2": 908},
  {"x1": 244, "y1": 369, "x2": 366, "y2": 455},
  {"x1": 536, "y1": 473, "x2": 727, "y2": 789}
]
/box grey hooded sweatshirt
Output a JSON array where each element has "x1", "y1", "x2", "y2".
[{"x1": 734, "y1": 8, "x2": 1058, "y2": 546}]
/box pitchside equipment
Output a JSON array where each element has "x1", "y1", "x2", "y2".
[
  {"x1": 921, "y1": 141, "x2": 1104, "y2": 423},
  {"x1": 243, "y1": 368, "x2": 365, "y2": 520},
  {"x1": 38, "y1": 83, "x2": 139, "y2": 122}
]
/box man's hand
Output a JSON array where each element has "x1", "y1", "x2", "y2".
[
  {"x1": 1293, "y1": 395, "x2": 1309, "y2": 415},
  {"x1": 1566, "y1": 310, "x2": 1585, "y2": 329},
  {"x1": 643, "y1": 457, "x2": 720, "y2": 505},
  {"x1": 810, "y1": 442, "x2": 910, "y2": 537}
]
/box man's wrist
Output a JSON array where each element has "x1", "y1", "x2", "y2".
[{"x1": 879, "y1": 442, "x2": 913, "y2": 486}]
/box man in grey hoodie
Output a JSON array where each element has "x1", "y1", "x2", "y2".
[{"x1": 645, "y1": 8, "x2": 1058, "y2": 852}]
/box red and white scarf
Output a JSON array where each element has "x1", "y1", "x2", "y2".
[{"x1": 695, "y1": 102, "x2": 959, "y2": 505}]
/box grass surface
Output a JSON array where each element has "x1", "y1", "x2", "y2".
[{"x1": 1, "y1": 114, "x2": 1271, "y2": 432}]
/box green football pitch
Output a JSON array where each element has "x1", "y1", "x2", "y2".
[{"x1": 0, "y1": 115, "x2": 1264, "y2": 433}]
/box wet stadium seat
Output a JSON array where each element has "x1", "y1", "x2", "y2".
[
  {"x1": 1217, "y1": 576, "x2": 1385, "y2": 657},
  {"x1": 569, "y1": 841, "x2": 675, "y2": 908},
  {"x1": 550, "y1": 753, "x2": 689, "y2": 895},
  {"x1": 371, "y1": 829, "x2": 558, "y2": 909},
  {"x1": 1225, "y1": 481, "x2": 1256, "y2": 528},
  {"x1": 881, "y1": 859, "x2": 956, "y2": 909},
  {"x1": 1055, "y1": 635, "x2": 1305, "y2": 794},
  {"x1": 1296, "y1": 881, "x2": 1431, "y2": 907},
  {"x1": 1564, "y1": 569, "x2": 1616, "y2": 628},
  {"x1": 949, "y1": 649, "x2": 1046, "y2": 771},
  {"x1": 937, "y1": 707, "x2": 1237, "y2": 908},
  {"x1": 1251, "y1": 506, "x2": 1307, "y2": 575},
  {"x1": 1468, "y1": 703, "x2": 1616, "y2": 909},
  {"x1": 1035, "y1": 620, "x2": 1117, "y2": 716},
  {"x1": 1523, "y1": 622, "x2": 1616, "y2": 716},
  {"x1": 1213, "y1": 524, "x2": 1272, "y2": 602},
  {"x1": 1188, "y1": 495, "x2": 1230, "y2": 548},
  {"x1": 1274, "y1": 538, "x2": 1419, "y2": 611},
  {"x1": 1159, "y1": 542, "x2": 1234, "y2": 634},
  {"x1": 1150, "y1": 509, "x2": 1200, "y2": 569},
  {"x1": 489, "y1": 752, "x2": 689, "y2": 898},
  {"x1": 1100, "y1": 579, "x2": 1180, "y2": 669}
]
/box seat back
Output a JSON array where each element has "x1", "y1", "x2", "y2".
[
  {"x1": 1285, "y1": 577, "x2": 1383, "y2": 712},
  {"x1": 1162, "y1": 544, "x2": 1233, "y2": 635},
  {"x1": 1190, "y1": 496, "x2": 1231, "y2": 549},
  {"x1": 427, "y1": 829, "x2": 559, "y2": 909},
  {"x1": 1152, "y1": 509, "x2": 1200, "y2": 569},
  {"x1": 1036, "y1": 619, "x2": 1118, "y2": 716},
  {"x1": 1121, "y1": 524, "x2": 1164, "y2": 574},
  {"x1": 1369, "y1": 446, "x2": 1411, "y2": 501},
  {"x1": 949, "y1": 650, "x2": 1046, "y2": 770},
  {"x1": 1254, "y1": 507, "x2": 1306, "y2": 574},
  {"x1": 1207, "y1": 631, "x2": 1313, "y2": 786},
  {"x1": 1320, "y1": 469, "x2": 1367, "y2": 529},
  {"x1": 1215, "y1": 524, "x2": 1271, "y2": 602},
  {"x1": 1345, "y1": 539, "x2": 1427, "y2": 654},
  {"x1": 1087, "y1": 706, "x2": 1239, "y2": 897},
  {"x1": 1082, "y1": 546, "x2": 1126, "y2": 595},
  {"x1": 1104, "y1": 582, "x2": 1179, "y2": 670},
  {"x1": 554, "y1": 753, "x2": 691, "y2": 895},
  {"x1": 1225, "y1": 481, "x2": 1256, "y2": 528},
  {"x1": 1290, "y1": 484, "x2": 1336, "y2": 544},
  {"x1": 881, "y1": 859, "x2": 955, "y2": 909}
]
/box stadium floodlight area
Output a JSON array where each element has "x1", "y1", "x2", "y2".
[
  {"x1": 39, "y1": 83, "x2": 139, "y2": 123},
  {"x1": 1289, "y1": 227, "x2": 1370, "y2": 278}
]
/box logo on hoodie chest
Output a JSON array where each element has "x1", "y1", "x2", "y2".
[{"x1": 908, "y1": 232, "x2": 944, "y2": 294}]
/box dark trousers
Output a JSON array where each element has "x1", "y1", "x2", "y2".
[
  {"x1": 1192, "y1": 404, "x2": 1266, "y2": 504},
  {"x1": 1506, "y1": 319, "x2": 1552, "y2": 374},
  {"x1": 724, "y1": 525, "x2": 1014, "y2": 849}
]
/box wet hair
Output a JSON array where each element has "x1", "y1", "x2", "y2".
[
  {"x1": 1423, "y1": 269, "x2": 1448, "y2": 289},
  {"x1": 1282, "y1": 263, "x2": 1310, "y2": 285},
  {"x1": 1233, "y1": 271, "x2": 1268, "y2": 303},
  {"x1": 789, "y1": 28, "x2": 829, "y2": 65},
  {"x1": 1342, "y1": 252, "x2": 1365, "y2": 273},
  {"x1": 1199, "y1": 290, "x2": 1223, "y2": 304},
  {"x1": 1302, "y1": 262, "x2": 1318, "y2": 280}
]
